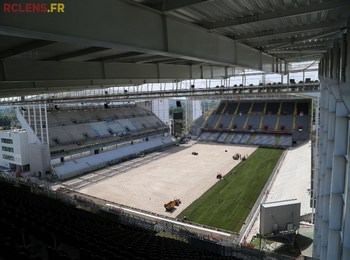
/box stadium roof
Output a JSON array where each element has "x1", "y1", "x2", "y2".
[
  {"x1": 135, "y1": 0, "x2": 348, "y2": 61},
  {"x1": 0, "y1": 0, "x2": 348, "y2": 97}
]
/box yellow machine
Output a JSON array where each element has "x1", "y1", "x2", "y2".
[{"x1": 164, "y1": 199, "x2": 181, "y2": 211}]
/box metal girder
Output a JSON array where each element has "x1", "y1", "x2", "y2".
[
  {"x1": 43, "y1": 47, "x2": 109, "y2": 61},
  {"x1": 135, "y1": 56, "x2": 180, "y2": 64},
  {"x1": 162, "y1": 59, "x2": 199, "y2": 65},
  {"x1": 237, "y1": 21, "x2": 346, "y2": 41},
  {"x1": 266, "y1": 29, "x2": 344, "y2": 50},
  {"x1": 0, "y1": 82, "x2": 321, "y2": 105},
  {"x1": 0, "y1": 60, "x2": 238, "y2": 96},
  {"x1": 284, "y1": 54, "x2": 323, "y2": 62},
  {"x1": 161, "y1": 0, "x2": 211, "y2": 11},
  {"x1": 0, "y1": 39, "x2": 54, "y2": 59},
  {"x1": 205, "y1": 0, "x2": 350, "y2": 30},
  {"x1": 268, "y1": 50, "x2": 327, "y2": 54},
  {"x1": 158, "y1": 58, "x2": 184, "y2": 64},
  {"x1": 257, "y1": 30, "x2": 342, "y2": 50},
  {"x1": 88, "y1": 52, "x2": 145, "y2": 62},
  {"x1": 0, "y1": 0, "x2": 281, "y2": 73},
  {"x1": 273, "y1": 43, "x2": 332, "y2": 51}
]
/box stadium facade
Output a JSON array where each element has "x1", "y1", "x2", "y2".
[{"x1": 313, "y1": 20, "x2": 350, "y2": 259}]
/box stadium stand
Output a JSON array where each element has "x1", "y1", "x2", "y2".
[
  {"x1": 17, "y1": 104, "x2": 173, "y2": 180},
  {"x1": 0, "y1": 178, "x2": 239, "y2": 260},
  {"x1": 199, "y1": 100, "x2": 310, "y2": 147},
  {"x1": 53, "y1": 134, "x2": 173, "y2": 179},
  {"x1": 46, "y1": 105, "x2": 165, "y2": 150}
]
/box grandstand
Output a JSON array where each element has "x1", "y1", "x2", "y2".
[
  {"x1": 0, "y1": 177, "x2": 239, "y2": 260},
  {"x1": 16, "y1": 104, "x2": 173, "y2": 180},
  {"x1": 199, "y1": 99, "x2": 311, "y2": 148}
]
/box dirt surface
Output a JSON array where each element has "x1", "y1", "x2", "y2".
[{"x1": 79, "y1": 142, "x2": 256, "y2": 217}]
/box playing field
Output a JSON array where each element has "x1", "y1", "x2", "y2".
[
  {"x1": 77, "y1": 143, "x2": 256, "y2": 216},
  {"x1": 177, "y1": 148, "x2": 283, "y2": 233}
]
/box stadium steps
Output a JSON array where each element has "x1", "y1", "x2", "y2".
[
  {"x1": 228, "y1": 102, "x2": 240, "y2": 129},
  {"x1": 247, "y1": 134, "x2": 256, "y2": 144},
  {"x1": 201, "y1": 109, "x2": 215, "y2": 128},
  {"x1": 224, "y1": 133, "x2": 234, "y2": 143},
  {"x1": 217, "y1": 133, "x2": 228, "y2": 143},
  {"x1": 274, "y1": 116, "x2": 280, "y2": 130},
  {"x1": 275, "y1": 135, "x2": 280, "y2": 145},
  {"x1": 242, "y1": 102, "x2": 254, "y2": 129},
  {"x1": 277, "y1": 102, "x2": 282, "y2": 115},
  {"x1": 221, "y1": 100, "x2": 230, "y2": 114},
  {"x1": 214, "y1": 101, "x2": 228, "y2": 129},
  {"x1": 274, "y1": 102, "x2": 282, "y2": 130},
  {"x1": 258, "y1": 102, "x2": 267, "y2": 129},
  {"x1": 292, "y1": 102, "x2": 298, "y2": 129}
]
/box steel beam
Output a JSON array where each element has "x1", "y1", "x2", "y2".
[
  {"x1": 88, "y1": 52, "x2": 145, "y2": 62},
  {"x1": 135, "y1": 56, "x2": 181, "y2": 64},
  {"x1": 43, "y1": 47, "x2": 109, "y2": 61},
  {"x1": 270, "y1": 43, "x2": 333, "y2": 51},
  {"x1": 0, "y1": 60, "x2": 238, "y2": 96},
  {"x1": 266, "y1": 30, "x2": 344, "y2": 51},
  {"x1": 0, "y1": 82, "x2": 320, "y2": 105},
  {"x1": 258, "y1": 31, "x2": 340, "y2": 51},
  {"x1": 0, "y1": 0, "x2": 280, "y2": 73},
  {"x1": 236, "y1": 21, "x2": 346, "y2": 41},
  {"x1": 161, "y1": 0, "x2": 212, "y2": 11},
  {"x1": 268, "y1": 50, "x2": 328, "y2": 54},
  {"x1": 0, "y1": 39, "x2": 54, "y2": 59},
  {"x1": 284, "y1": 54, "x2": 323, "y2": 62},
  {"x1": 205, "y1": 0, "x2": 350, "y2": 29}
]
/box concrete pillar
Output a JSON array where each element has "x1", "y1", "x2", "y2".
[
  {"x1": 314, "y1": 86, "x2": 329, "y2": 258},
  {"x1": 342, "y1": 247, "x2": 350, "y2": 260},
  {"x1": 327, "y1": 229, "x2": 341, "y2": 259},
  {"x1": 341, "y1": 121, "x2": 350, "y2": 260}
]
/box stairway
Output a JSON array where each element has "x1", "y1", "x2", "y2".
[
  {"x1": 292, "y1": 102, "x2": 298, "y2": 129},
  {"x1": 258, "y1": 102, "x2": 267, "y2": 129},
  {"x1": 247, "y1": 134, "x2": 256, "y2": 144},
  {"x1": 201, "y1": 109, "x2": 214, "y2": 128},
  {"x1": 243, "y1": 102, "x2": 254, "y2": 129},
  {"x1": 214, "y1": 101, "x2": 228, "y2": 129},
  {"x1": 275, "y1": 135, "x2": 280, "y2": 145},
  {"x1": 274, "y1": 102, "x2": 282, "y2": 130},
  {"x1": 228, "y1": 102, "x2": 240, "y2": 129}
]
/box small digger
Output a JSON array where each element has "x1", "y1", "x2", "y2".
[{"x1": 164, "y1": 199, "x2": 181, "y2": 212}]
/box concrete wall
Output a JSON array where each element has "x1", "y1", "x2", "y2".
[
  {"x1": 260, "y1": 201, "x2": 300, "y2": 235},
  {"x1": 313, "y1": 18, "x2": 350, "y2": 260}
]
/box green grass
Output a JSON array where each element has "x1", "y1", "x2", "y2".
[{"x1": 177, "y1": 148, "x2": 283, "y2": 233}]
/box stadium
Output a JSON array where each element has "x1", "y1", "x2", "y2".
[{"x1": 0, "y1": 1, "x2": 349, "y2": 260}]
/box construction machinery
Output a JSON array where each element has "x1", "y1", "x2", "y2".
[{"x1": 164, "y1": 199, "x2": 181, "y2": 211}]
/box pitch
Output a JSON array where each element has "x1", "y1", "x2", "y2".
[
  {"x1": 78, "y1": 143, "x2": 256, "y2": 216},
  {"x1": 178, "y1": 148, "x2": 283, "y2": 232}
]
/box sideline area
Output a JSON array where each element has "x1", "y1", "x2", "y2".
[{"x1": 247, "y1": 141, "x2": 312, "y2": 242}]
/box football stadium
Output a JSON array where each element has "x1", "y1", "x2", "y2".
[{"x1": 0, "y1": 1, "x2": 349, "y2": 260}]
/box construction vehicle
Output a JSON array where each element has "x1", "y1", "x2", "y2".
[
  {"x1": 164, "y1": 199, "x2": 181, "y2": 211},
  {"x1": 232, "y1": 153, "x2": 240, "y2": 160}
]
